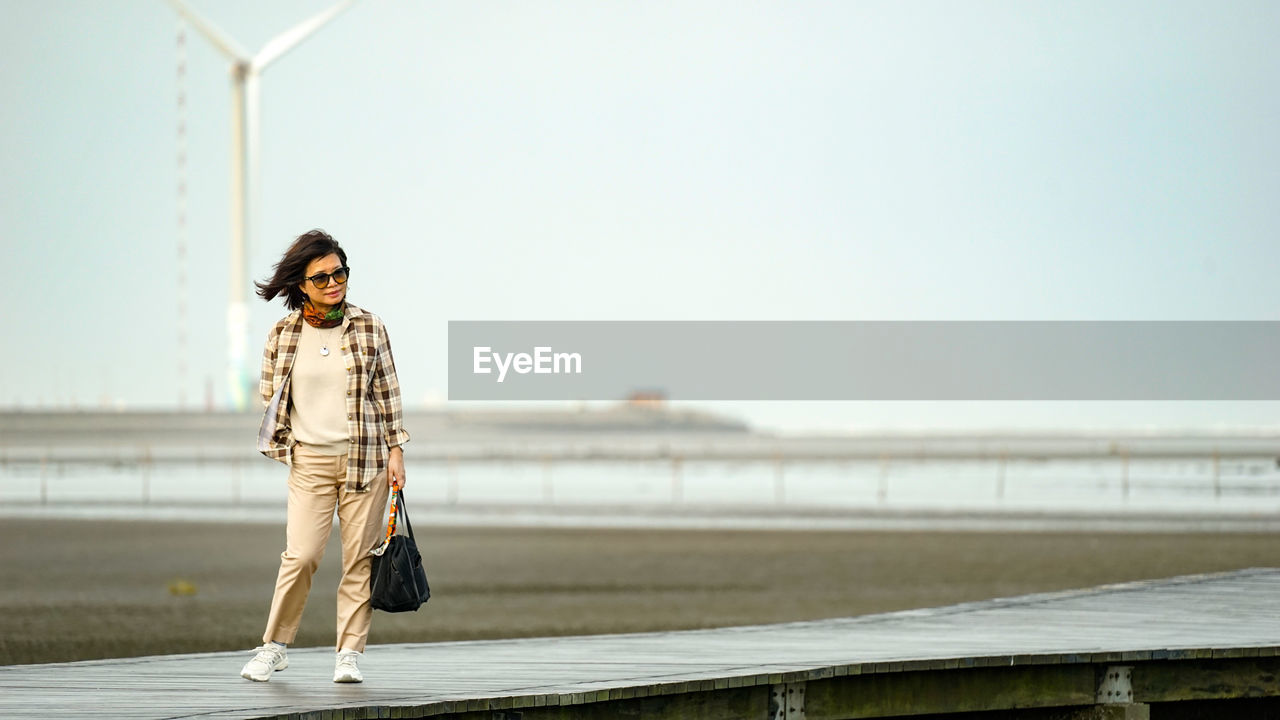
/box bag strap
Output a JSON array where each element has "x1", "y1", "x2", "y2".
[
  {"x1": 372, "y1": 487, "x2": 404, "y2": 557},
  {"x1": 394, "y1": 487, "x2": 416, "y2": 541}
]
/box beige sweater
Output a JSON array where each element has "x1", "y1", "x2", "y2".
[{"x1": 289, "y1": 319, "x2": 351, "y2": 455}]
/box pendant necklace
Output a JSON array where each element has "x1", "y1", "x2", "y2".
[{"x1": 319, "y1": 323, "x2": 343, "y2": 357}]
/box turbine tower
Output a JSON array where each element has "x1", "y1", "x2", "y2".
[{"x1": 165, "y1": 0, "x2": 358, "y2": 411}]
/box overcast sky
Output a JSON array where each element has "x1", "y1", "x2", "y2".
[{"x1": 3, "y1": 0, "x2": 1278, "y2": 432}]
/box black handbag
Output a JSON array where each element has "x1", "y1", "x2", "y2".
[{"x1": 370, "y1": 488, "x2": 430, "y2": 612}]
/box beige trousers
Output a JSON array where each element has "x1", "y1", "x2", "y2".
[{"x1": 262, "y1": 443, "x2": 389, "y2": 652}]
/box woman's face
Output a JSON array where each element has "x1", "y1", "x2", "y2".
[{"x1": 297, "y1": 253, "x2": 348, "y2": 310}]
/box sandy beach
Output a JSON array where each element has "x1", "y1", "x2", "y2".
[{"x1": 1, "y1": 517, "x2": 1277, "y2": 665}]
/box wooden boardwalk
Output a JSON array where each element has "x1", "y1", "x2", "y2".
[{"x1": 3, "y1": 568, "x2": 1280, "y2": 719}]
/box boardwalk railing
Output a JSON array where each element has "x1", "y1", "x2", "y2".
[{"x1": 3, "y1": 436, "x2": 1278, "y2": 512}]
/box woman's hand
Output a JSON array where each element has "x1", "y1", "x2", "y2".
[{"x1": 388, "y1": 446, "x2": 406, "y2": 489}]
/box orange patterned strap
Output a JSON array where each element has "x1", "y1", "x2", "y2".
[{"x1": 370, "y1": 491, "x2": 398, "y2": 557}]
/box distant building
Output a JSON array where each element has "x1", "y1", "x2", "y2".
[{"x1": 626, "y1": 389, "x2": 667, "y2": 408}]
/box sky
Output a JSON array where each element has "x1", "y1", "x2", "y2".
[{"x1": 2, "y1": 0, "x2": 1279, "y2": 433}]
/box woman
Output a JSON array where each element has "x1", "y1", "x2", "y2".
[{"x1": 241, "y1": 229, "x2": 410, "y2": 683}]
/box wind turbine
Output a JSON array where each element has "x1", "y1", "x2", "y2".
[{"x1": 165, "y1": 0, "x2": 359, "y2": 411}]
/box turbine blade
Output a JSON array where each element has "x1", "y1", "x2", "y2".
[
  {"x1": 252, "y1": 0, "x2": 359, "y2": 72},
  {"x1": 165, "y1": 0, "x2": 251, "y2": 62}
]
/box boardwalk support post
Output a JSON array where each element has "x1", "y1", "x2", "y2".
[
  {"x1": 768, "y1": 681, "x2": 805, "y2": 719},
  {"x1": 1077, "y1": 665, "x2": 1149, "y2": 720},
  {"x1": 1096, "y1": 665, "x2": 1133, "y2": 704},
  {"x1": 1068, "y1": 703, "x2": 1151, "y2": 719}
]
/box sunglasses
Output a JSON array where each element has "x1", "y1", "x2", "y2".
[{"x1": 303, "y1": 266, "x2": 350, "y2": 289}]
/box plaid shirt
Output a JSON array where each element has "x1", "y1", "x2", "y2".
[{"x1": 256, "y1": 302, "x2": 410, "y2": 492}]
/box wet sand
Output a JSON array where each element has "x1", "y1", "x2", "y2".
[{"x1": 1, "y1": 518, "x2": 1277, "y2": 665}]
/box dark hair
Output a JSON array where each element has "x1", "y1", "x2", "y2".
[{"x1": 254, "y1": 229, "x2": 349, "y2": 310}]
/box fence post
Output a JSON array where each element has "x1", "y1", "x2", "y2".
[
  {"x1": 671, "y1": 455, "x2": 683, "y2": 504},
  {"x1": 1120, "y1": 449, "x2": 1130, "y2": 501},
  {"x1": 996, "y1": 451, "x2": 1007, "y2": 501},
  {"x1": 542, "y1": 455, "x2": 554, "y2": 504},
  {"x1": 140, "y1": 445, "x2": 151, "y2": 505},
  {"x1": 1212, "y1": 449, "x2": 1221, "y2": 499},
  {"x1": 878, "y1": 454, "x2": 890, "y2": 504},
  {"x1": 446, "y1": 455, "x2": 458, "y2": 505},
  {"x1": 773, "y1": 452, "x2": 785, "y2": 506}
]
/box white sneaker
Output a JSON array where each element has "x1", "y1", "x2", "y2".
[
  {"x1": 333, "y1": 648, "x2": 364, "y2": 683},
  {"x1": 240, "y1": 643, "x2": 288, "y2": 682}
]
